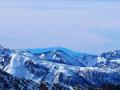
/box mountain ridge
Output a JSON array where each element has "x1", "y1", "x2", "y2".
[{"x1": 0, "y1": 45, "x2": 120, "y2": 90}]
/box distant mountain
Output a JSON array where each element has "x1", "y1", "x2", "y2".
[
  {"x1": 28, "y1": 47, "x2": 98, "y2": 67},
  {"x1": 0, "y1": 45, "x2": 120, "y2": 90}
]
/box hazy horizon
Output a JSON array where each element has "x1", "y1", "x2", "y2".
[{"x1": 0, "y1": 0, "x2": 120, "y2": 54}]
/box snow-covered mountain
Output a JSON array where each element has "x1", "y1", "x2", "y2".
[
  {"x1": 0, "y1": 45, "x2": 120, "y2": 90},
  {"x1": 96, "y1": 50, "x2": 120, "y2": 69},
  {"x1": 0, "y1": 69, "x2": 40, "y2": 90},
  {"x1": 28, "y1": 47, "x2": 98, "y2": 67}
]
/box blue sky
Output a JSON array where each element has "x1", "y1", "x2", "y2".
[{"x1": 0, "y1": 0, "x2": 120, "y2": 54}]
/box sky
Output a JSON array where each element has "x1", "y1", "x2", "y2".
[{"x1": 0, "y1": 0, "x2": 120, "y2": 54}]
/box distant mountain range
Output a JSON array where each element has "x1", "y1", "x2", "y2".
[{"x1": 0, "y1": 45, "x2": 120, "y2": 90}]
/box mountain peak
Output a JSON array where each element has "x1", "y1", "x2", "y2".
[{"x1": 100, "y1": 50, "x2": 120, "y2": 60}]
